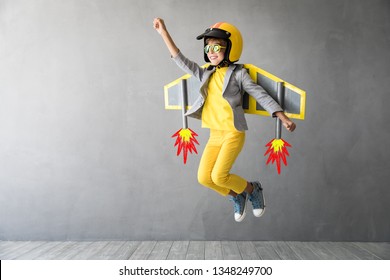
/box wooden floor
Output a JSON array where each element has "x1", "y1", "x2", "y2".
[{"x1": 1, "y1": 241, "x2": 389, "y2": 260}]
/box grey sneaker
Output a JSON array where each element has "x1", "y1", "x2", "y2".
[
  {"x1": 229, "y1": 192, "x2": 248, "y2": 222},
  {"x1": 248, "y1": 181, "x2": 265, "y2": 217}
]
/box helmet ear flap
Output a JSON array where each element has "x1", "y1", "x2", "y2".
[
  {"x1": 224, "y1": 40, "x2": 232, "y2": 64},
  {"x1": 203, "y1": 39, "x2": 210, "y2": 63}
]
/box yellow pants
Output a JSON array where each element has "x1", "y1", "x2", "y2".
[{"x1": 197, "y1": 129, "x2": 247, "y2": 196}]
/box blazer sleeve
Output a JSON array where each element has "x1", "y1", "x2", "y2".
[
  {"x1": 240, "y1": 68, "x2": 283, "y2": 116},
  {"x1": 171, "y1": 51, "x2": 206, "y2": 82}
]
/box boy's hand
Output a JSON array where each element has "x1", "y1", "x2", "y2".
[
  {"x1": 153, "y1": 18, "x2": 167, "y2": 35},
  {"x1": 275, "y1": 111, "x2": 296, "y2": 132},
  {"x1": 282, "y1": 119, "x2": 296, "y2": 132},
  {"x1": 153, "y1": 17, "x2": 179, "y2": 57}
]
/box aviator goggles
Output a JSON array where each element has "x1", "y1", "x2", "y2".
[{"x1": 204, "y1": 44, "x2": 226, "y2": 54}]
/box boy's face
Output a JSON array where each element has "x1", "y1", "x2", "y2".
[{"x1": 205, "y1": 38, "x2": 226, "y2": 66}]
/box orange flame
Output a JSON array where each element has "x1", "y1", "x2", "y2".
[
  {"x1": 264, "y1": 138, "x2": 291, "y2": 174},
  {"x1": 172, "y1": 128, "x2": 200, "y2": 164}
]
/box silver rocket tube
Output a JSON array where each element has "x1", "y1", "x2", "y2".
[
  {"x1": 181, "y1": 79, "x2": 188, "y2": 129},
  {"x1": 276, "y1": 82, "x2": 285, "y2": 139}
]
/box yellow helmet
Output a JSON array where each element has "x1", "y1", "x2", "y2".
[{"x1": 197, "y1": 22, "x2": 243, "y2": 64}]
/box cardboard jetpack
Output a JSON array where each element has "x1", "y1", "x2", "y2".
[{"x1": 164, "y1": 64, "x2": 306, "y2": 173}]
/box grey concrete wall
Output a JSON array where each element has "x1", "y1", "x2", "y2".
[{"x1": 0, "y1": 0, "x2": 389, "y2": 241}]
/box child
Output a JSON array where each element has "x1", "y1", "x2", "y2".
[{"x1": 153, "y1": 18, "x2": 296, "y2": 222}]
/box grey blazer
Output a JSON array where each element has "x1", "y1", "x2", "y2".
[{"x1": 172, "y1": 51, "x2": 282, "y2": 131}]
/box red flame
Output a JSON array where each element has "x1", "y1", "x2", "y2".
[
  {"x1": 264, "y1": 138, "x2": 291, "y2": 174},
  {"x1": 172, "y1": 128, "x2": 200, "y2": 164}
]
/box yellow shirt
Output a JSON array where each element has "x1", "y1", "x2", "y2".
[{"x1": 202, "y1": 67, "x2": 236, "y2": 131}]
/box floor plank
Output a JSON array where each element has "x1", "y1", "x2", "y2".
[
  {"x1": 322, "y1": 242, "x2": 360, "y2": 260},
  {"x1": 2, "y1": 241, "x2": 46, "y2": 260},
  {"x1": 353, "y1": 242, "x2": 390, "y2": 260},
  {"x1": 166, "y1": 241, "x2": 189, "y2": 260},
  {"x1": 148, "y1": 241, "x2": 173, "y2": 260},
  {"x1": 237, "y1": 241, "x2": 260, "y2": 260},
  {"x1": 70, "y1": 241, "x2": 111, "y2": 260},
  {"x1": 221, "y1": 241, "x2": 241, "y2": 260},
  {"x1": 186, "y1": 241, "x2": 205, "y2": 260},
  {"x1": 0, "y1": 241, "x2": 28, "y2": 254},
  {"x1": 129, "y1": 241, "x2": 156, "y2": 260},
  {"x1": 303, "y1": 242, "x2": 338, "y2": 260},
  {"x1": 33, "y1": 242, "x2": 77, "y2": 260},
  {"x1": 287, "y1": 241, "x2": 322, "y2": 260},
  {"x1": 14, "y1": 241, "x2": 65, "y2": 260},
  {"x1": 0, "y1": 242, "x2": 37, "y2": 259},
  {"x1": 337, "y1": 242, "x2": 381, "y2": 260},
  {"x1": 89, "y1": 241, "x2": 127, "y2": 260},
  {"x1": 205, "y1": 241, "x2": 223, "y2": 260},
  {"x1": 271, "y1": 241, "x2": 301, "y2": 260},
  {"x1": 252, "y1": 241, "x2": 281, "y2": 260},
  {"x1": 115, "y1": 241, "x2": 141, "y2": 260},
  {"x1": 51, "y1": 242, "x2": 93, "y2": 260}
]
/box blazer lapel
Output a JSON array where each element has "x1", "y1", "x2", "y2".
[
  {"x1": 199, "y1": 68, "x2": 215, "y2": 97},
  {"x1": 222, "y1": 64, "x2": 237, "y2": 95}
]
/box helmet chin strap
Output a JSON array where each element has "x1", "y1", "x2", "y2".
[
  {"x1": 208, "y1": 60, "x2": 229, "y2": 70},
  {"x1": 217, "y1": 60, "x2": 230, "y2": 68},
  {"x1": 218, "y1": 41, "x2": 232, "y2": 67},
  {"x1": 215, "y1": 50, "x2": 230, "y2": 68}
]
